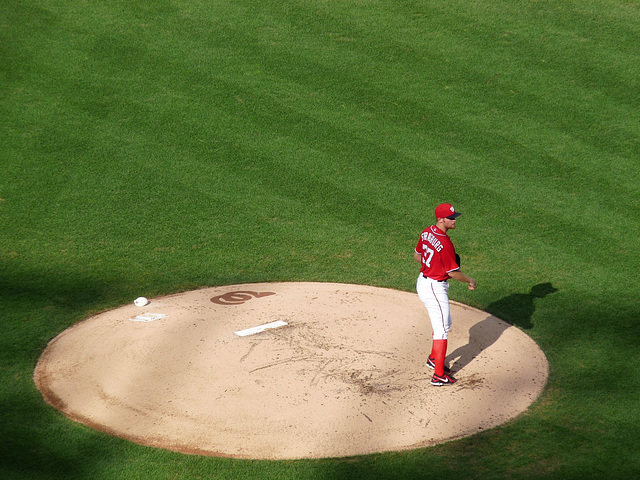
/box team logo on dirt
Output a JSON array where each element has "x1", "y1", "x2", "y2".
[{"x1": 211, "y1": 291, "x2": 276, "y2": 305}]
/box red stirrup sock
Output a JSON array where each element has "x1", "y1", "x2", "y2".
[{"x1": 432, "y1": 339, "x2": 448, "y2": 377}]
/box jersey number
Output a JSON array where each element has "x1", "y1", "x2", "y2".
[{"x1": 422, "y1": 247, "x2": 435, "y2": 267}]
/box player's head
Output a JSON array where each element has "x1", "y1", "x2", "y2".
[{"x1": 435, "y1": 203, "x2": 462, "y2": 220}]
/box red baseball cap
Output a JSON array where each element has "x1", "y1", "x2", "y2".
[{"x1": 435, "y1": 203, "x2": 462, "y2": 219}]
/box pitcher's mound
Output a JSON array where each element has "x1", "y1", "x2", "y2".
[{"x1": 34, "y1": 282, "x2": 547, "y2": 460}]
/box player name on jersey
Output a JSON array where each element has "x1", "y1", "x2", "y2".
[{"x1": 421, "y1": 230, "x2": 444, "y2": 252}]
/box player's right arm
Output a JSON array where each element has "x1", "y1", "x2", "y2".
[{"x1": 448, "y1": 270, "x2": 477, "y2": 290}]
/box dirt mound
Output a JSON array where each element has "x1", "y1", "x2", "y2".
[{"x1": 34, "y1": 282, "x2": 548, "y2": 459}]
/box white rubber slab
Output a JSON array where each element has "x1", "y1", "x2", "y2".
[{"x1": 234, "y1": 320, "x2": 288, "y2": 337}]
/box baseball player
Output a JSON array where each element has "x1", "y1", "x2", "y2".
[{"x1": 414, "y1": 203, "x2": 476, "y2": 386}]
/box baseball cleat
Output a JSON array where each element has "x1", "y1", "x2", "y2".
[
  {"x1": 430, "y1": 373, "x2": 456, "y2": 386},
  {"x1": 426, "y1": 357, "x2": 451, "y2": 374}
]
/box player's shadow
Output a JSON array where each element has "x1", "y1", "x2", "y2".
[{"x1": 448, "y1": 283, "x2": 558, "y2": 372}]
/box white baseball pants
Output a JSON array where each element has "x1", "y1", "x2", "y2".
[{"x1": 416, "y1": 274, "x2": 452, "y2": 340}]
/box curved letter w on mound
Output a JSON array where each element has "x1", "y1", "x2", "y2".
[{"x1": 211, "y1": 291, "x2": 276, "y2": 305}]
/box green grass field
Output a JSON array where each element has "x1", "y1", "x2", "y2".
[{"x1": 2, "y1": 0, "x2": 639, "y2": 478}]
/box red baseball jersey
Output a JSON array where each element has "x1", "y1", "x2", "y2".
[{"x1": 415, "y1": 225, "x2": 459, "y2": 281}]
